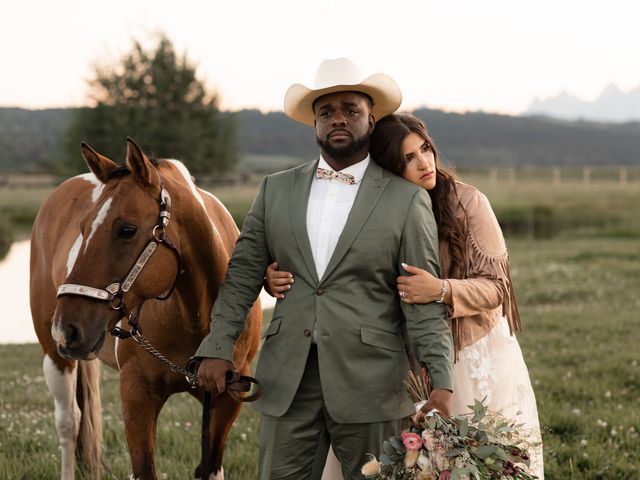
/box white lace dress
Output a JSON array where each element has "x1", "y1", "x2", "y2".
[{"x1": 451, "y1": 315, "x2": 544, "y2": 478}]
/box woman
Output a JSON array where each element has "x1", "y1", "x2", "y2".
[{"x1": 265, "y1": 114, "x2": 543, "y2": 479}]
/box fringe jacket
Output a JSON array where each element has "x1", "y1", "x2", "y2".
[{"x1": 440, "y1": 182, "x2": 522, "y2": 358}]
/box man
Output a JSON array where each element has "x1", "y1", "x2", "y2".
[{"x1": 195, "y1": 58, "x2": 454, "y2": 479}]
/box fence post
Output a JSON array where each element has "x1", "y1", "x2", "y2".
[
  {"x1": 619, "y1": 166, "x2": 628, "y2": 185},
  {"x1": 489, "y1": 168, "x2": 498, "y2": 186},
  {"x1": 583, "y1": 167, "x2": 591, "y2": 185},
  {"x1": 527, "y1": 208, "x2": 535, "y2": 240},
  {"x1": 553, "y1": 167, "x2": 561, "y2": 186}
]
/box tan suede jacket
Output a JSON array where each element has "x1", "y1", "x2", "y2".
[{"x1": 440, "y1": 182, "x2": 522, "y2": 357}]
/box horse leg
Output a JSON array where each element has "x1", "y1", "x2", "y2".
[
  {"x1": 43, "y1": 354, "x2": 80, "y2": 480},
  {"x1": 193, "y1": 392, "x2": 242, "y2": 480},
  {"x1": 120, "y1": 372, "x2": 167, "y2": 480}
]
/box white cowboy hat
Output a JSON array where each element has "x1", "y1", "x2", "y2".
[{"x1": 284, "y1": 57, "x2": 402, "y2": 126}]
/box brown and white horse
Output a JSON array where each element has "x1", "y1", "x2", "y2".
[{"x1": 30, "y1": 138, "x2": 261, "y2": 479}]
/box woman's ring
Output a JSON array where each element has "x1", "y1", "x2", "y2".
[{"x1": 399, "y1": 291, "x2": 406, "y2": 298}]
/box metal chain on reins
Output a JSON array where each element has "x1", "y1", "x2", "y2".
[{"x1": 129, "y1": 329, "x2": 198, "y2": 387}]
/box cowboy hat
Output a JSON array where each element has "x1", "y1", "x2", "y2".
[{"x1": 284, "y1": 58, "x2": 402, "y2": 126}]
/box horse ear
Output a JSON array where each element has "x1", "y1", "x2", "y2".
[
  {"x1": 81, "y1": 143, "x2": 118, "y2": 184},
  {"x1": 125, "y1": 137, "x2": 157, "y2": 186}
]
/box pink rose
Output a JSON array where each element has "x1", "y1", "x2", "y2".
[
  {"x1": 439, "y1": 470, "x2": 452, "y2": 480},
  {"x1": 401, "y1": 432, "x2": 423, "y2": 451}
]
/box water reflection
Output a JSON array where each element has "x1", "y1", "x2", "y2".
[
  {"x1": 0, "y1": 240, "x2": 276, "y2": 344},
  {"x1": 0, "y1": 240, "x2": 34, "y2": 343}
]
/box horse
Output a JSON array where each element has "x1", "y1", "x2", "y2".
[{"x1": 29, "y1": 138, "x2": 261, "y2": 479}]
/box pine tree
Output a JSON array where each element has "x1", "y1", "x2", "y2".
[{"x1": 61, "y1": 34, "x2": 236, "y2": 176}]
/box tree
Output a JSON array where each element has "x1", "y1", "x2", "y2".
[{"x1": 61, "y1": 34, "x2": 236, "y2": 176}]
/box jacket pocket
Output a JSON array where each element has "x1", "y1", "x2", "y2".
[
  {"x1": 262, "y1": 316, "x2": 282, "y2": 339},
  {"x1": 360, "y1": 325, "x2": 403, "y2": 352}
]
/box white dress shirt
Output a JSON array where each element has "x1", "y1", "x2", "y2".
[{"x1": 306, "y1": 155, "x2": 370, "y2": 280}]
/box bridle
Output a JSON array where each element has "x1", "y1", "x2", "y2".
[
  {"x1": 56, "y1": 181, "x2": 181, "y2": 339},
  {"x1": 55, "y1": 175, "x2": 263, "y2": 424}
]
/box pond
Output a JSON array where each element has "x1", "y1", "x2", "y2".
[{"x1": 0, "y1": 240, "x2": 276, "y2": 344}]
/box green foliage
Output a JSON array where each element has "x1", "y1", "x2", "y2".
[{"x1": 60, "y1": 34, "x2": 236, "y2": 176}]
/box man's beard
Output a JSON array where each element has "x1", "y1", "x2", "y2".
[{"x1": 316, "y1": 132, "x2": 369, "y2": 162}]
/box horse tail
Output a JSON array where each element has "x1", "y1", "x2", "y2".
[{"x1": 76, "y1": 359, "x2": 103, "y2": 479}]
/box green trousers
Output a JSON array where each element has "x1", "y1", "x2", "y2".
[{"x1": 258, "y1": 345, "x2": 401, "y2": 479}]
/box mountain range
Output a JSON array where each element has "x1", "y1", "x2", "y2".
[{"x1": 523, "y1": 84, "x2": 640, "y2": 123}]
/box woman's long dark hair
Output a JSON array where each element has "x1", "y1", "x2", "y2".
[{"x1": 369, "y1": 114, "x2": 467, "y2": 279}]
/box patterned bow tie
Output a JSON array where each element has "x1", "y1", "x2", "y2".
[{"x1": 316, "y1": 167, "x2": 355, "y2": 185}]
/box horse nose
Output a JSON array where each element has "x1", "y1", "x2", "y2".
[
  {"x1": 63, "y1": 322, "x2": 80, "y2": 346},
  {"x1": 52, "y1": 314, "x2": 82, "y2": 350}
]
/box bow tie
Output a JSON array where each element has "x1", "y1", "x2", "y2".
[{"x1": 316, "y1": 167, "x2": 355, "y2": 185}]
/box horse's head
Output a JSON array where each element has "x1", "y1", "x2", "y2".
[{"x1": 52, "y1": 138, "x2": 180, "y2": 360}]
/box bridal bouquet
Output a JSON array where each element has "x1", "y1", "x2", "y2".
[{"x1": 362, "y1": 371, "x2": 538, "y2": 480}]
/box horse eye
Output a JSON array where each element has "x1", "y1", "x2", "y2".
[{"x1": 118, "y1": 224, "x2": 138, "y2": 239}]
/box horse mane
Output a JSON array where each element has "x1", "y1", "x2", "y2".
[{"x1": 105, "y1": 157, "x2": 168, "y2": 181}]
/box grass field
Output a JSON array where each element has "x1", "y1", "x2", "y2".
[{"x1": 1, "y1": 173, "x2": 639, "y2": 478}]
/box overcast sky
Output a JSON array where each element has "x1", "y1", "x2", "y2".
[{"x1": 2, "y1": 0, "x2": 638, "y2": 115}]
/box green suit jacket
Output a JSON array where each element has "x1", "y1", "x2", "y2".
[{"x1": 195, "y1": 159, "x2": 453, "y2": 423}]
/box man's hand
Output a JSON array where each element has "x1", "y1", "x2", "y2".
[
  {"x1": 197, "y1": 358, "x2": 234, "y2": 393},
  {"x1": 265, "y1": 261, "x2": 294, "y2": 299},
  {"x1": 420, "y1": 388, "x2": 452, "y2": 417}
]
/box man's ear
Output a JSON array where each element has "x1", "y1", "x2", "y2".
[{"x1": 368, "y1": 114, "x2": 376, "y2": 134}]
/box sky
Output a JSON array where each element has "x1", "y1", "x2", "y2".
[{"x1": 2, "y1": 0, "x2": 639, "y2": 115}]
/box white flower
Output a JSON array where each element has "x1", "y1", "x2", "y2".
[
  {"x1": 605, "y1": 390, "x2": 612, "y2": 399},
  {"x1": 571, "y1": 408, "x2": 581, "y2": 416},
  {"x1": 417, "y1": 450, "x2": 430, "y2": 471},
  {"x1": 361, "y1": 456, "x2": 381, "y2": 477},
  {"x1": 580, "y1": 439, "x2": 588, "y2": 447},
  {"x1": 596, "y1": 419, "x2": 608, "y2": 428}
]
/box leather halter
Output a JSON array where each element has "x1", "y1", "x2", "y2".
[{"x1": 57, "y1": 181, "x2": 180, "y2": 337}]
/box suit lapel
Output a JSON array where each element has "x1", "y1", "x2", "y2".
[
  {"x1": 320, "y1": 161, "x2": 390, "y2": 283},
  {"x1": 290, "y1": 160, "x2": 320, "y2": 285}
]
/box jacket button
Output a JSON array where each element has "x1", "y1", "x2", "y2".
[
  {"x1": 303, "y1": 329, "x2": 312, "y2": 337},
  {"x1": 315, "y1": 288, "x2": 325, "y2": 296}
]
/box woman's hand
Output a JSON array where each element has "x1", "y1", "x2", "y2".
[
  {"x1": 397, "y1": 263, "x2": 443, "y2": 304},
  {"x1": 265, "y1": 261, "x2": 294, "y2": 299}
]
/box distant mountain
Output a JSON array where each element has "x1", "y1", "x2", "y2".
[
  {"x1": 1, "y1": 106, "x2": 639, "y2": 173},
  {"x1": 524, "y1": 84, "x2": 640, "y2": 122}
]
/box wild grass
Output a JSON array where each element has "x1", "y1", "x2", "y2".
[
  {"x1": 1, "y1": 238, "x2": 638, "y2": 478},
  {"x1": 0, "y1": 172, "x2": 639, "y2": 478}
]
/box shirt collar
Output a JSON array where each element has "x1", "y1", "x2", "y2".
[{"x1": 317, "y1": 155, "x2": 370, "y2": 184}]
